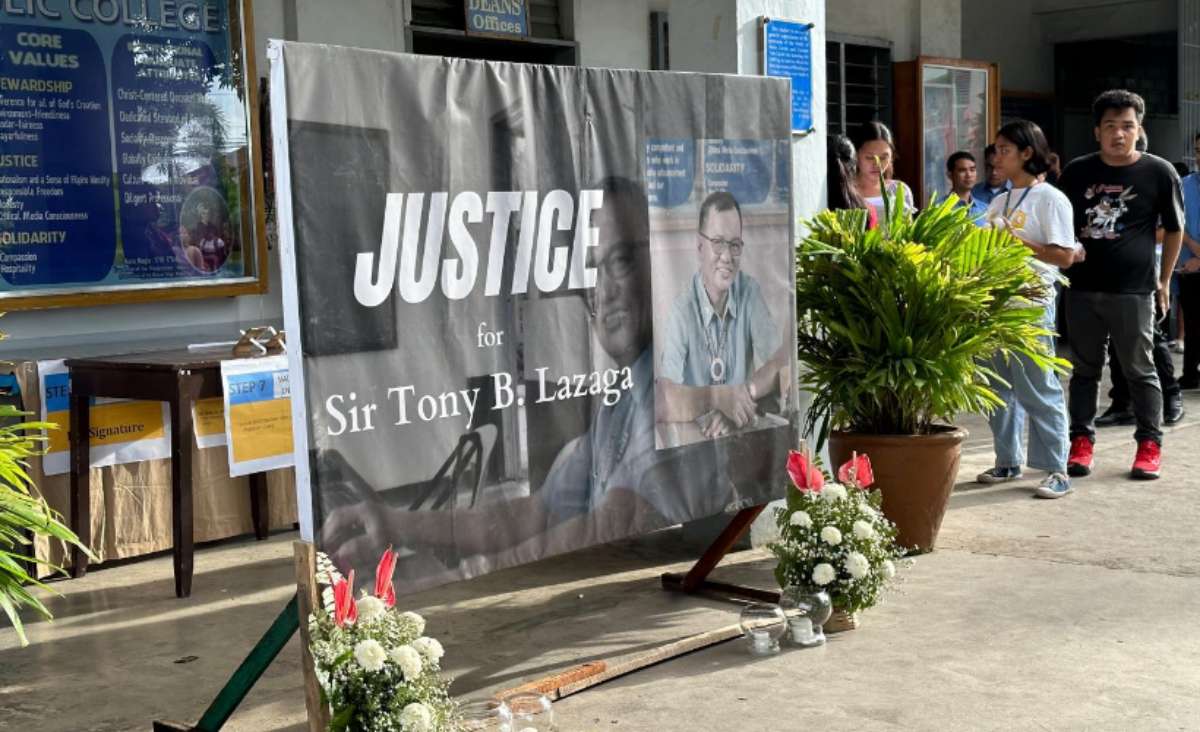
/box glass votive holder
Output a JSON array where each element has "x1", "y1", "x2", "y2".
[
  {"x1": 502, "y1": 691, "x2": 555, "y2": 731},
  {"x1": 458, "y1": 697, "x2": 512, "y2": 731},
  {"x1": 738, "y1": 602, "x2": 787, "y2": 656},
  {"x1": 780, "y1": 585, "x2": 832, "y2": 648}
]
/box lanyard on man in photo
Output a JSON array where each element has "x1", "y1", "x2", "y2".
[{"x1": 696, "y1": 286, "x2": 733, "y2": 384}]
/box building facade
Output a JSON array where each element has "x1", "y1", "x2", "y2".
[{"x1": 1, "y1": 0, "x2": 1194, "y2": 357}]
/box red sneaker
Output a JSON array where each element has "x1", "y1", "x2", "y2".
[
  {"x1": 1131, "y1": 440, "x2": 1161, "y2": 480},
  {"x1": 1067, "y1": 436, "x2": 1094, "y2": 477}
]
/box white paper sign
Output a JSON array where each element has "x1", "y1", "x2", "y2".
[
  {"x1": 38, "y1": 359, "x2": 172, "y2": 476},
  {"x1": 221, "y1": 356, "x2": 294, "y2": 477}
]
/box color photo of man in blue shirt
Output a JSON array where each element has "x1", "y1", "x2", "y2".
[{"x1": 655, "y1": 191, "x2": 791, "y2": 440}]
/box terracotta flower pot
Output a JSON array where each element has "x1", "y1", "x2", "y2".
[{"x1": 829, "y1": 427, "x2": 967, "y2": 553}]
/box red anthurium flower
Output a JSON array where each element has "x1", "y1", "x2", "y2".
[
  {"x1": 786, "y1": 450, "x2": 825, "y2": 492},
  {"x1": 333, "y1": 569, "x2": 357, "y2": 627},
  {"x1": 838, "y1": 452, "x2": 875, "y2": 489},
  {"x1": 374, "y1": 547, "x2": 398, "y2": 608}
]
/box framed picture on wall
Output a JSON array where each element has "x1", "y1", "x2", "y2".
[
  {"x1": 0, "y1": 1, "x2": 269, "y2": 310},
  {"x1": 893, "y1": 57, "x2": 1000, "y2": 205}
]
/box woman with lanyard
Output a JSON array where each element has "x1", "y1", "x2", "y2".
[{"x1": 976, "y1": 120, "x2": 1081, "y2": 499}]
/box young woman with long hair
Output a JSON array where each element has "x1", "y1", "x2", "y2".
[
  {"x1": 849, "y1": 121, "x2": 914, "y2": 222},
  {"x1": 976, "y1": 119, "x2": 1079, "y2": 498}
]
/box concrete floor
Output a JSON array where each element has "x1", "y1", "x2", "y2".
[{"x1": 4, "y1": 400, "x2": 1200, "y2": 730}]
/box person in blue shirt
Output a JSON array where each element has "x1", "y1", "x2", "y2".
[
  {"x1": 971, "y1": 144, "x2": 1013, "y2": 205},
  {"x1": 946, "y1": 151, "x2": 988, "y2": 225},
  {"x1": 1176, "y1": 133, "x2": 1200, "y2": 388},
  {"x1": 656, "y1": 191, "x2": 792, "y2": 439}
]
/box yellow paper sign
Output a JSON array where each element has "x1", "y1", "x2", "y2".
[
  {"x1": 221, "y1": 356, "x2": 295, "y2": 477},
  {"x1": 229, "y1": 397, "x2": 294, "y2": 463},
  {"x1": 192, "y1": 397, "x2": 227, "y2": 448},
  {"x1": 37, "y1": 359, "x2": 172, "y2": 476},
  {"x1": 46, "y1": 400, "x2": 167, "y2": 454}
]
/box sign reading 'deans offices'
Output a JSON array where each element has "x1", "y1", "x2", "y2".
[
  {"x1": 465, "y1": 0, "x2": 527, "y2": 37},
  {"x1": 0, "y1": 1, "x2": 258, "y2": 301}
]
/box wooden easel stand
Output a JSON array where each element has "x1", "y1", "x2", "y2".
[{"x1": 660, "y1": 505, "x2": 780, "y2": 603}]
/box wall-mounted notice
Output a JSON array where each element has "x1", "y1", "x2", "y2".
[
  {"x1": 0, "y1": 2, "x2": 263, "y2": 308},
  {"x1": 762, "y1": 18, "x2": 814, "y2": 134},
  {"x1": 465, "y1": 0, "x2": 528, "y2": 37}
]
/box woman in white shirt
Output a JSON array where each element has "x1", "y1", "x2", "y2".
[
  {"x1": 976, "y1": 119, "x2": 1079, "y2": 499},
  {"x1": 850, "y1": 121, "x2": 915, "y2": 223}
]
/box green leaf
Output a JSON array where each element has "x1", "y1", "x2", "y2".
[
  {"x1": 796, "y1": 192, "x2": 1053, "y2": 438},
  {"x1": 328, "y1": 704, "x2": 356, "y2": 732}
]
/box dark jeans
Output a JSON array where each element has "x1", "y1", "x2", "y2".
[
  {"x1": 1180, "y1": 272, "x2": 1200, "y2": 383},
  {"x1": 1106, "y1": 301, "x2": 1179, "y2": 406},
  {"x1": 1066, "y1": 290, "x2": 1163, "y2": 445}
]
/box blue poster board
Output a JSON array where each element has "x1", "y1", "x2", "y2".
[
  {"x1": 0, "y1": 3, "x2": 261, "y2": 307},
  {"x1": 466, "y1": 0, "x2": 528, "y2": 38},
  {"x1": 762, "y1": 19, "x2": 814, "y2": 134}
]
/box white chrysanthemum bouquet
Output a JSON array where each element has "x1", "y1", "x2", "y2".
[
  {"x1": 310, "y1": 549, "x2": 457, "y2": 732},
  {"x1": 769, "y1": 451, "x2": 906, "y2": 614}
]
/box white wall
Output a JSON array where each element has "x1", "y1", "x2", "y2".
[
  {"x1": 665, "y1": 0, "x2": 740, "y2": 74},
  {"x1": 826, "y1": 0, "x2": 920, "y2": 60},
  {"x1": 919, "y1": 0, "x2": 961, "y2": 58},
  {"x1": 294, "y1": 0, "x2": 406, "y2": 50},
  {"x1": 735, "y1": 0, "x2": 827, "y2": 222},
  {"x1": 569, "y1": 0, "x2": 668, "y2": 69}
]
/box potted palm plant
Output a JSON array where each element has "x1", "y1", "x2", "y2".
[
  {"x1": 795, "y1": 192, "x2": 1067, "y2": 552},
  {"x1": 1, "y1": 404, "x2": 93, "y2": 645}
]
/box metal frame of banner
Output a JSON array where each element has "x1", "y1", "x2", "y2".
[{"x1": 152, "y1": 543, "x2": 326, "y2": 732}]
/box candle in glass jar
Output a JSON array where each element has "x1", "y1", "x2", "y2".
[{"x1": 790, "y1": 617, "x2": 814, "y2": 643}]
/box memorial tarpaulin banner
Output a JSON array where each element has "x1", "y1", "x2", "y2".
[{"x1": 271, "y1": 42, "x2": 798, "y2": 593}]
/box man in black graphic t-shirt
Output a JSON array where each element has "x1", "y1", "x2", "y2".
[{"x1": 1059, "y1": 89, "x2": 1185, "y2": 481}]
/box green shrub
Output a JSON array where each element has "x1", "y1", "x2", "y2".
[
  {"x1": 796, "y1": 191, "x2": 1070, "y2": 442},
  {"x1": 0, "y1": 404, "x2": 92, "y2": 645}
]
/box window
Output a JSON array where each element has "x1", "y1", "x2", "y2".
[
  {"x1": 826, "y1": 37, "x2": 893, "y2": 136},
  {"x1": 1055, "y1": 33, "x2": 1177, "y2": 116},
  {"x1": 408, "y1": 0, "x2": 576, "y2": 66}
]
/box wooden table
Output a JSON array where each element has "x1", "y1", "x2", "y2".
[{"x1": 66, "y1": 348, "x2": 272, "y2": 598}]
